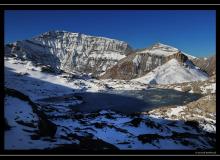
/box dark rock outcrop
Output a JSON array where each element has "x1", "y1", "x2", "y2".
[{"x1": 5, "y1": 87, "x2": 57, "y2": 138}]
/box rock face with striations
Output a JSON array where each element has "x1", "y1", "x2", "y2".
[
  {"x1": 5, "y1": 31, "x2": 133, "y2": 76},
  {"x1": 100, "y1": 43, "x2": 190, "y2": 80},
  {"x1": 192, "y1": 55, "x2": 216, "y2": 76}
]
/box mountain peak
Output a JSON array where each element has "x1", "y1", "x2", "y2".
[
  {"x1": 43, "y1": 30, "x2": 68, "y2": 35},
  {"x1": 152, "y1": 42, "x2": 178, "y2": 50},
  {"x1": 36, "y1": 30, "x2": 81, "y2": 38},
  {"x1": 138, "y1": 42, "x2": 179, "y2": 57},
  {"x1": 133, "y1": 58, "x2": 208, "y2": 85},
  {"x1": 5, "y1": 30, "x2": 133, "y2": 76}
]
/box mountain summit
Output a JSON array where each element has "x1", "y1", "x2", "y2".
[
  {"x1": 133, "y1": 59, "x2": 208, "y2": 84},
  {"x1": 100, "y1": 42, "x2": 200, "y2": 80},
  {"x1": 138, "y1": 43, "x2": 180, "y2": 57},
  {"x1": 5, "y1": 30, "x2": 133, "y2": 76}
]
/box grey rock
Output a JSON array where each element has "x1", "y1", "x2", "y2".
[{"x1": 5, "y1": 30, "x2": 133, "y2": 76}]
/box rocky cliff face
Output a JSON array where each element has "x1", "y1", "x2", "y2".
[
  {"x1": 5, "y1": 31, "x2": 133, "y2": 76},
  {"x1": 192, "y1": 55, "x2": 216, "y2": 76},
  {"x1": 100, "y1": 43, "x2": 190, "y2": 80},
  {"x1": 5, "y1": 32, "x2": 209, "y2": 81}
]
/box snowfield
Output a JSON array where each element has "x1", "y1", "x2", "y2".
[{"x1": 4, "y1": 57, "x2": 216, "y2": 150}]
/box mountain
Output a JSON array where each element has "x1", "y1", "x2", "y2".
[
  {"x1": 133, "y1": 59, "x2": 208, "y2": 84},
  {"x1": 4, "y1": 33, "x2": 215, "y2": 150},
  {"x1": 192, "y1": 55, "x2": 216, "y2": 76},
  {"x1": 5, "y1": 30, "x2": 133, "y2": 76},
  {"x1": 5, "y1": 32, "x2": 209, "y2": 84},
  {"x1": 100, "y1": 43, "x2": 197, "y2": 80}
]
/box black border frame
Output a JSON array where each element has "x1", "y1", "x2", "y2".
[{"x1": 0, "y1": 4, "x2": 219, "y2": 156}]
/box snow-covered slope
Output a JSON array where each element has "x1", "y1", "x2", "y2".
[
  {"x1": 182, "y1": 52, "x2": 197, "y2": 60},
  {"x1": 138, "y1": 43, "x2": 179, "y2": 56},
  {"x1": 4, "y1": 57, "x2": 215, "y2": 150},
  {"x1": 133, "y1": 59, "x2": 208, "y2": 84},
  {"x1": 5, "y1": 30, "x2": 133, "y2": 76}
]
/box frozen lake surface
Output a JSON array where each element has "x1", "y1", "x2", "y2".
[{"x1": 37, "y1": 88, "x2": 202, "y2": 114}]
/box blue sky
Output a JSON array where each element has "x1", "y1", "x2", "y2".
[{"x1": 5, "y1": 10, "x2": 215, "y2": 57}]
